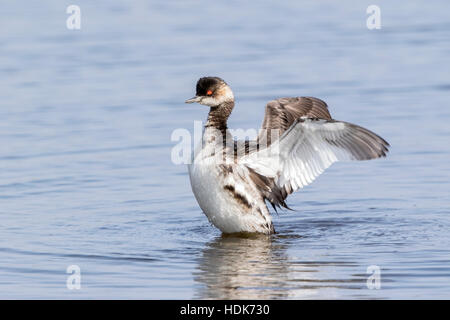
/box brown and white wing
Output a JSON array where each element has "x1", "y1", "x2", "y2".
[
  {"x1": 258, "y1": 97, "x2": 332, "y2": 146},
  {"x1": 243, "y1": 118, "x2": 389, "y2": 209}
]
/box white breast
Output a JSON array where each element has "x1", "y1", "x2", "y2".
[{"x1": 188, "y1": 131, "x2": 273, "y2": 234}]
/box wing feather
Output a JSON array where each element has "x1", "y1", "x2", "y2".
[
  {"x1": 258, "y1": 97, "x2": 332, "y2": 146},
  {"x1": 243, "y1": 118, "x2": 389, "y2": 209}
]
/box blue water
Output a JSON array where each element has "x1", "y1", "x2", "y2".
[{"x1": 1, "y1": 0, "x2": 450, "y2": 299}]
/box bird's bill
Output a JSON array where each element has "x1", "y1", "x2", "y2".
[{"x1": 185, "y1": 96, "x2": 202, "y2": 104}]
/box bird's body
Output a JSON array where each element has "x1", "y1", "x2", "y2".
[
  {"x1": 186, "y1": 77, "x2": 389, "y2": 234},
  {"x1": 188, "y1": 126, "x2": 275, "y2": 234}
]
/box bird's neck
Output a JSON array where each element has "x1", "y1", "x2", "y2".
[{"x1": 205, "y1": 100, "x2": 234, "y2": 136}]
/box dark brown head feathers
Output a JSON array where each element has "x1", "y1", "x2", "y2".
[{"x1": 196, "y1": 77, "x2": 225, "y2": 96}]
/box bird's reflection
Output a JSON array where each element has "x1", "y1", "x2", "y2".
[
  {"x1": 193, "y1": 231, "x2": 366, "y2": 299},
  {"x1": 193, "y1": 233, "x2": 291, "y2": 299}
]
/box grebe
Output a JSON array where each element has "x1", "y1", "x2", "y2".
[{"x1": 186, "y1": 77, "x2": 389, "y2": 234}]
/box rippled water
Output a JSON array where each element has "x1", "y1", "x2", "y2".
[{"x1": 1, "y1": 1, "x2": 450, "y2": 299}]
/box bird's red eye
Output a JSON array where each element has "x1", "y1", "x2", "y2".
[{"x1": 206, "y1": 90, "x2": 213, "y2": 96}]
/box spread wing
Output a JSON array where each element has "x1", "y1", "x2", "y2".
[
  {"x1": 258, "y1": 97, "x2": 332, "y2": 146},
  {"x1": 243, "y1": 117, "x2": 389, "y2": 210}
]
